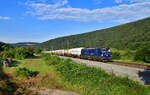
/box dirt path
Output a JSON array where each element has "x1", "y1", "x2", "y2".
[{"x1": 30, "y1": 87, "x2": 80, "y2": 95}]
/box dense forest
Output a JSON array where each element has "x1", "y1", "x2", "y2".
[
  {"x1": 11, "y1": 42, "x2": 39, "y2": 47},
  {"x1": 0, "y1": 41, "x2": 12, "y2": 51},
  {"x1": 36, "y1": 17, "x2": 150, "y2": 50}
]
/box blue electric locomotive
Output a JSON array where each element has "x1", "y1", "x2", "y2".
[{"x1": 81, "y1": 47, "x2": 111, "y2": 61}]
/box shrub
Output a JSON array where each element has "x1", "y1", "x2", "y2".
[
  {"x1": 122, "y1": 50, "x2": 134, "y2": 60},
  {"x1": 42, "y1": 54, "x2": 63, "y2": 65},
  {"x1": 0, "y1": 48, "x2": 15, "y2": 59},
  {"x1": 134, "y1": 45, "x2": 150, "y2": 63},
  {"x1": 15, "y1": 48, "x2": 27, "y2": 60},
  {"x1": 14, "y1": 47, "x2": 34, "y2": 60},
  {"x1": 15, "y1": 67, "x2": 38, "y2": 78},
  {"x1": 0, "y1": 47, "x2": 34, "y2": 60},
  {"x1": 112, "y1": 52, "x2": 121, "y2": 59},
  {"x1": 0, "y1": 58, "x2": 3, "y2": 66},
  {"x1": 34, "y1": 48, "x2": 42, "y2": 54},
  {"x1": 24, "y1": 47, "x2": 34, "y2": 57}
]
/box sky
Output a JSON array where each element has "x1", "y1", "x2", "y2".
[{"x1": 0, "y1": 0, "x2": 150, "y2": 43}]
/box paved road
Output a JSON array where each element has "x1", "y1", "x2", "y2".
[{"x1": 60, "y1": 56, "x2": 150, "y2": 85}]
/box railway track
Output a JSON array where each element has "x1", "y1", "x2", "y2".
[
  {"x1": 60, "y1": 55, "x2": 150, "y2": 70},
  {"x1": 108, "y1": 61, "x2": 150, "y2": 70}
]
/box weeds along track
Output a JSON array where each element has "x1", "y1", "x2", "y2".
[
  {"x1": 58, "y1": 55, "x2": 150, "y2": 85},
  {"x1": 58, "y1": 55, "x2": 150, "y2": 70},
  {"x1": 109, "y1": 61, "x2": 150, "y2": 70}
]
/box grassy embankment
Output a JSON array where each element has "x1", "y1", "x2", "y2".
[
  {"x1": 0, "y1": 58, "x2": 37, "y2": 95},
  {"x1": 111, "y1": 48, "x2": 150, "y2": 65},
  {"x1": 4, "y1": 56, "x2": 65, "y2": 91},
  {"x1": 41, "y1": 54, "x2": 150, "y2": 95},
  {"x1": 4, "y1": 54, "x2": 150, "y2": 95}
]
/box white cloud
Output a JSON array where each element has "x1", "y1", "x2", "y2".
[
  {"x1": 25, "y1": 0, "x2": 150, "y2": 23},
  {"x1": 115, "y1": 0, "x2": 150, "y2": 3},
  {"x1": 115, "y1": 0, "x2": 123, "y2": 3},
  {"x1": 0, "y1": 16, "x2": 10, "y2": 20}
]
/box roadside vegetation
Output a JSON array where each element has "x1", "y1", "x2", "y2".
[
  {"x1": 41, "y1": 54, "x2": 150, "y2": 95},
  {"x1": 111, "y1": 44, "x2": 150, "y2": 65},
  {"x1": 2, "y1": 53, "x2": 150, "y2": 95},
  {"x1": 0, "y1": 43, "x2": 42, "y2": 95},
  {"x1": 0, "y1": 58, "x2": 37, "y2": 95},
  {"x1": 0, "y1": 47, "x2": 34, "y2": 60},
  {"x1": 2, "y1": 56, "x2": 66, "y2": 94},
  {"x1": 0, "y1": 40, "x2": 150, "y2": 95},
  {"x1": 15, "y1": 67, "x2": 38, "y2": 78}
]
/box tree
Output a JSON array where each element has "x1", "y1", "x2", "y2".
[
  {"x1": 134, "y1": 45, "x2": 150, "y2": 63},
  {"x1": 34, "y1": 48, "x2": 42, "y2": 54}
]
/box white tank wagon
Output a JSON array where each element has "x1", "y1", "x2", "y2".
[
  {"x1": 42, "y1": 51, "x2": 52, "y2": 54},
  {"x1": 69, "y1": 48, "x2": 84, "y2": 57},
  {"x1": 44, "y1": 48, "x2": 84, "y2": 57},
  {"x1": 56, "y1": 50, "x2": 65, "y2": 55},
  {"x1": 64, "y1": 49, "x2": 70, "y2": 56}
]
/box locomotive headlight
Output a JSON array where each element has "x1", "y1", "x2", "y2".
[{"x1": 108, "y1": 49, "x2": 111, "y2": 52}]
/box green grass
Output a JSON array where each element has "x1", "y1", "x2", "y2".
[
  {"x1": 111, "y1": 48, "x2": 150, "y2": 65},
  {"x1": 4, "y1": 56, "x2": 65, "y2": 90},
  {"x1": 42, "y1": 54, "x2": 150, "y2": 95},
  {"x1": 6, "y1": 58, "x2": 51, "y2": 76},
  {"x1": 4, "y1": 55, "x2": 150, "y2": 95},
  {"x1": 19, "y1": 58, "x2": 51, "y2": 75}
]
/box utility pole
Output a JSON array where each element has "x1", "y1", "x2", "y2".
[{"x1": 67, "y1": 40, "x2": 69, "y2": 49}]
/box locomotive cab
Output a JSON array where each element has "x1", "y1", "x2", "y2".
[
  {"x1": 101, "y1": 47, "x2": 111, "y2": 57},
  {"x1": 101, "y1": 47, "x2": 112, "y2": 61}
]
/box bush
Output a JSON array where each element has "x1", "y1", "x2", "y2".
[
  {"x1": 134, "y1": 45, "x2": 150, "y2": 63},
  {"x1": 0, "y1": 48, "x2": 15, "y2": 59},
  {"x1": 0, "y1": 58, "x2": 3, "y2": 65},
  {"x1": 0, "y1": 47, "x2": 34, "y2": 60},
  {"x1": 42, "y1": 54, "x2": 63, "y2": 65},
  {"x1": 112, "y1": 52, "x2": 121, "y2": 59},
  {"x1": 15, "y1": 47, "x2": 34, "y2": 60},
  {"x1": 15, "y1": 67, "x2": 38, "y2": 78},
  {"x1": 15, "y1": 48, "x2": 28, "y2": 60},
  {"x1": 25, "y1": 47, "x2": 34, "y2": 57},
  {"x1": 122, "y1": 50, "x2": 134, "y2": 60},
  {"x1": 34, "y1": 48, "x2": 42, "y2": 54}
]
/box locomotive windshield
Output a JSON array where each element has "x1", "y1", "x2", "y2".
[
  {"x1": 102, "y1": 47, "x2": 111, "y2": 52},
  {"x1": 101, "y1": 47, "x2": 111, "y2": 57}
]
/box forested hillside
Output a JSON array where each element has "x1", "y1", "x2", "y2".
[
  {"x1": 11, "y1": 42, "x2": 39, "y2": 47},
  {"x1": 37, "y1": 17, "x2": 150, "y2": 50},
  {"x1": 0, "y1": 41, "x2": 11, "y2": 51}
]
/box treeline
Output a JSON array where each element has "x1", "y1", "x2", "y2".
[
  {"x1": 0, "y1": 42, "x2": 41, "y2": 60},
  {"x1": 112, "y1": 44, "x2": 150, "y2": 63},
  {"x1": 36, "y1": 17, "x2": 150, "y2": 50},
  {"x1": 0, "y1": 41, "x2": 12, "y2": 51},
  {"x1": 0, "y1": 47, "x2": 34, "y2": 60},
  {"x1": 11, "y1": 42, "x2": 39, "y2": 47}
]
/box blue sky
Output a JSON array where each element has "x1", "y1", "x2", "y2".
[{"x1": 0, "y1": 0, "x2": 150, "y2": 43}]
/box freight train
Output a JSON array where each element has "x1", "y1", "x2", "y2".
[{"x1": 44, "y1": 47, "x2": 112, "y2": 62}]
